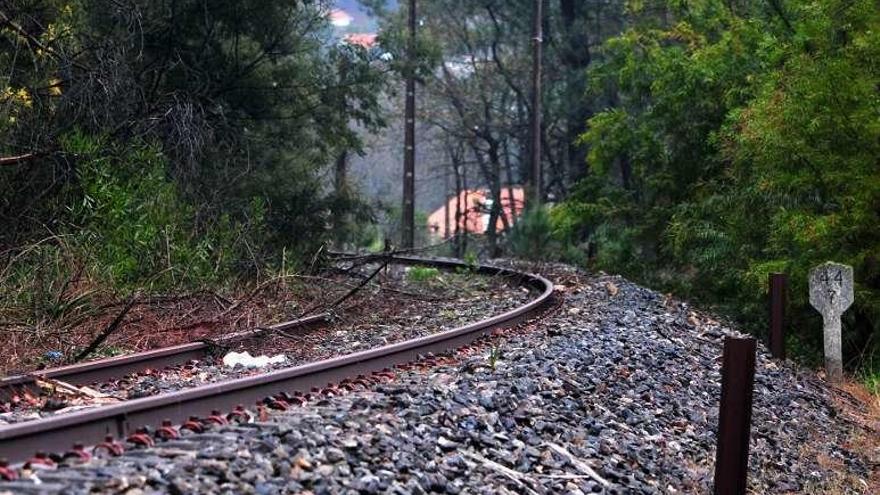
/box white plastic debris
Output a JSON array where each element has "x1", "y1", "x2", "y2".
[{"x1": 222, "y1": 351, "x2": 286, "y2": 368}]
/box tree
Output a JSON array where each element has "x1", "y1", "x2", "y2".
[
  {"x1": 561, "y1": 0, "x2": 880, "y2": 376},
  {"x1": 367, "y1": 0, "x2": 622, "y2": 254},
  {"x1": 1, "y1": 0, "x2": 387, "y2": 260}
]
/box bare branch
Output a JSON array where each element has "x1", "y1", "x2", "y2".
[{"x1": 0, "y1": 153, "x2": 38, "y2": 167}]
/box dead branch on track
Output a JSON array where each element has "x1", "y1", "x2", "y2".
[
  {"x1": 216, "y1": 275, "x2": 290, "y2": 319},
  {"x1": 295, "y1": 272, "x2": 443, "y2": 302},
  {"x1": 327, "y1": 239, "x2": 453, "y2": 263},
  {"x1": 71, "y1": 295, "x2": 138, "y2": 363},
  {"x1": 32, "y1": 376, "x2": 122, "y2": 402},
  {"x1": 295, "y1": 258, "x2": 391, "y2": 320}
]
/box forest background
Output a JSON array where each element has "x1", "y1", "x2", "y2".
[{"x1": 2, "y1": 0, "x2": 879, "y2": 389}]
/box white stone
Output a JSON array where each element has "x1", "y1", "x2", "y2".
[{"x1": 808, "y1": 262, "x2": 854, "y2": 383}]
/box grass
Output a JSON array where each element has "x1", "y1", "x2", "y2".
[
  {"x1": 407, "y1": 266, "x2": 440, "y2": 282},
  {"x1": 487, "y1": 347, "x2": 502, "y2": 369},
  {"x1": 857, "y1": 348, "x2": 880, "y2": 397},
  {"x1": 863, "y1": 372, "x2": 880, "y2": 397}
]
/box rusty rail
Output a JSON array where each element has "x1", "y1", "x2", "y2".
[
  {"x1": 0, "y1": 255, "x2": 553, "y2": 463},
  {"x1": 0, "y1": 314, "x2": 329, "y2": 397}
]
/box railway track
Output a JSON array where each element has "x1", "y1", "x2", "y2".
[
  {"x1": 0, "y1": 254, "x2": 554, "y2": 473},
  {"x1": 0, "y1": 313, "x2": 329, "y2": 400}
]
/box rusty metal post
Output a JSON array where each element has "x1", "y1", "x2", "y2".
[
  {"x1": 401, "y1": 0, "x2": 417, "y2": 248},
  {"x1": 714, "y1": 337, "x2": 757, "y2": 495},
  {"x1": 769, "y1": 273, "x2": 787, "y2": 360}
]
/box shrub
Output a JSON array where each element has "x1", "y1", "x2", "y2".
[
  {"x1": 506, "y1": 206, "x2": 554, "y2": 260},
  {"x1": 61, "y1": 132, "x2": 260, "y2": 289}
]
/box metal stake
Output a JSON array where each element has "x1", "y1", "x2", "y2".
[
  {"x1": 714, "y1": 337, "x2": 757, "y2": 495},
  {"x1": 769, "y1": 273, "x2": 787, "y2": 360}
]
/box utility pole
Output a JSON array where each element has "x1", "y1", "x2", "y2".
[
  {"x1": 401, "y1": 0, "x2": 417, "y2": 248},
  {"x1": 529, "y1": 0, "x2": 543, "y2": 208}
]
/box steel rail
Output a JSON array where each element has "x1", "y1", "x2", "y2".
[
  {"x1": 0, "y1": 314, "x2": 329, "y2": 397},
  {"x1": 0, "y1": 255, "x2": 553, "y2": 463}
]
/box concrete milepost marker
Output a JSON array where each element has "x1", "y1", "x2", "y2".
[{"x1": 808, "y1": 262, "x2": 854, "y2": 384}]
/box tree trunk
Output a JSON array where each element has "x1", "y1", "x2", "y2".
[
  {"x1": 333, "y1": 149, "x2": 348, "y2": 247},
  {"x1": 620, "y1": 155, "x2": 633, "y2": 192},
  {"x1": 560, "y1": 0, "x2": 592, "y2": 189},
  {"x1": 502, "y1": 137, "x2": 518, "y2": 223},
  {"x1": 335, "y1": 149, "x2": 348, "y2": 196},
  {"x1": 528, "y1": 0, "x2": 544, "y2": 208},
  {"x1": 470, "y1": 137, "x2": 508, "y2": 258},
  {"x1": 444, "y1": 165, "x2": 450, "y2": 241},
  {"x1": 460, "y1": 150, "x2": 469, "y2": 257},
  {"x1": 334, "y1": 53, "x2": 350, "y2": 248},
  {"x1": 452, "y1": 154, "x2": 463, "y2": 257},
  {"x1": 470, "y1": 145, "x2": 497, "y2": 256},
  {"x1": 487, "y1": 138, "x2": 509, "y2": 234}
]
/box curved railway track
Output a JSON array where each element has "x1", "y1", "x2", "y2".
[
  {"x1": 0, "y1": 254, "x2": 554, "y2": 472},
  {"x1": 0, "y1": 314, "x2": 329, "y2": 400}
]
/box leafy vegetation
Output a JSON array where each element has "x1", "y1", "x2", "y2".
[
  {"x1": 0, "y1": 1, "x2": 385, "y2": 285},
  {"x1": 0, "y1": 0, "x2": 386, "y2": 361},
  {"x1": 552, "y1": 0, "x2": 880, "y2": 382}
]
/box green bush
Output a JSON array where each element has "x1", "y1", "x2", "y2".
[
  {"x1": 557, "y1": 0, "x2": 880, "y2": 384},
  {"x1": 506, "y1": 206, "x2": 554, "y2": 260},
  {"x1": 505, "y1": 205, "x2": 590, "y2": 265},
  {"x1": 61, "y1": 132, "x2": 261, "y2": 289}
]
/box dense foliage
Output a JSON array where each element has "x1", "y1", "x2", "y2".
[
  {"x1": 1, "y1": 0, "x2": 386, "y2": 296},
  {"x1": 554, "y1": 0, "x2": 880, "y2": 382}
]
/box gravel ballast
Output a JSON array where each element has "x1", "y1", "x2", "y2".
[
  {"x1": 0, "y1": 265, "x2": 533, "y2": 424},
  {"x1": 1, "y1": 263, "x2": 876, "y2": 494}
]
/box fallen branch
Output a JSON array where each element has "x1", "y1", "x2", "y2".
[
  {"x1": 295, "y1": 258, "x2": 390, "y2": 320},
  {"x1": 71, "y1": 295, "x2": 137, "y2": 363},
  {"x1": 459, "y1": 450, "x2": 540, "y2": 495},
  {"x1": 324, "y1": 259, "x2": 389, "y2": 310},
  {"x1": 0, "y1": 152, "x2": 38, "y2": 166},
  {"x1": 327, "y1": 238, "x2": 453, "y2": 263},
  {"x1": 544, "y1": 443, "x2": 610, "y2": 488},
  {"x1": 93, "y1": 290, "x2": 232, "y2": 312},
  {"x1": 303, "y1": 271, "x2": 443, "y2": 302},
  {"x1": 33, "y1": 377, "x2": 120, "y2": 401}
]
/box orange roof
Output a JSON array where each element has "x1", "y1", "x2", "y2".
[
  {"x1": 427, "y1": 187, "x2": 525, "y2": 239},
  {"x1": 343, "y1": 33, "x2": 377, "y2": 48}
]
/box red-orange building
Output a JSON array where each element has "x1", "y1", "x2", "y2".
[
  {"x1": 427, "y1": 187, "x2": 525, "y2": 239},
  {"x1": 343, "y1": 33, "x2": 378, "y2": 48}
]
